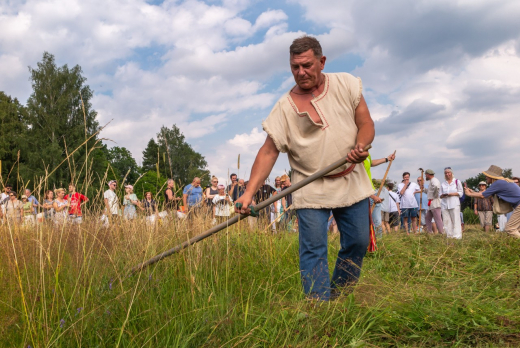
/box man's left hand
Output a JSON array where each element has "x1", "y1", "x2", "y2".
[
  {"x1": 371, "y1": 195, "x2": 382, "y2": 204},
  {"x1": 347, "y1": 143, "x2": 370, "y2": 164}
]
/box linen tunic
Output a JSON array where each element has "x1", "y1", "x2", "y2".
[{"x1": 262, "y1": 73, "x2": 373, "y2": 209}]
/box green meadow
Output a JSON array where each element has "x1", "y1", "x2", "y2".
[{"x1": 1, "y1": 218, "x2": 519, "y2": 347}]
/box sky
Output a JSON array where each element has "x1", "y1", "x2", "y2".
[{"x1": 1, "y1": 0, "x2": 519, "y2": 187}]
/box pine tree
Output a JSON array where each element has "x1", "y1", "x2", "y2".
[{"x1": 141, "y1": 138, "x2": 161, "y2": 174}]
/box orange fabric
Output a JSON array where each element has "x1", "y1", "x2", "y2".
[{"x1": 368, "y1": 201, "x2": 377, "y2": 252}]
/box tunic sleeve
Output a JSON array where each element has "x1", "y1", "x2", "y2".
[
  {"x1": 339, "y1": 73, "x2": 363, "y2": 110},
  {"x1": 262, "y1": 101, "x2": 289, "y2": 153}
]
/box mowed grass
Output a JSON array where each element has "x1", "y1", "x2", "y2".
[{"x1": 1, "y1": 218, "x2": 520, "y2": 347}]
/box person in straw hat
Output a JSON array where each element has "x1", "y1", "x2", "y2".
[
  {"x1": 464, "y1": 165, "x2": 520, "y2": 238},
  {"x1": 473, "y1": 181, "x2": 493, "y2": 232}
]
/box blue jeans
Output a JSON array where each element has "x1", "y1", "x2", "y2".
[
  {"x1": 296, "y1": 198, "x2": 370, "y2": 300},
  {"x1": 371, "y1": 203, "x2": 382, "y2": 238}
]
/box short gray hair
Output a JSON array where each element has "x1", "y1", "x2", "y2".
[{"x1": 290, "y1": 36, "x2": 322, "y2": 58}]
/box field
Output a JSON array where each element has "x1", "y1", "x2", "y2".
[{"x1": 1, "y1": 217, "x2": 519, "y2": 347}]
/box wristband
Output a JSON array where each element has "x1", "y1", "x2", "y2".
[{"x1": 385, "y1": 158, "x2": 389, "y2": 163}]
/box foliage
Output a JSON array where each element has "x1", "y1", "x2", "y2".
[
  {"x1": 141, "y1": 138, "x2": 160, "y2": 174},
  {"x1": 104, "y1": 145, "x2": 140, "y2": 184},
  {"x1": 24, "y1": 52, "x2": 108, "y2": 190},
  {"x1": 2, "y1": 221, "x2": 520, "y2": 347},
  {"x1": 133, "y1": 170, "x2": 168, "y2": 201},
  {"x1": 142, "y1": 124, "x2": 210, "y2": 187},
  {"x1": 0, "y1": 92, "x2": 29, "y2": 190}
]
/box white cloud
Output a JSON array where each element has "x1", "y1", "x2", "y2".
[{"x1": 3, "y1": 0, "x2": 519, "y2": 186}]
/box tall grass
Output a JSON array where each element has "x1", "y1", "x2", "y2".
[{"x1": 1, "y1": 217, "x2": 519, "y2": 347}]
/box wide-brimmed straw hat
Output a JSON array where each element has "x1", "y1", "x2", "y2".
[{"x1": 482, "y1": 165, "x2": 513, "y2": 182}]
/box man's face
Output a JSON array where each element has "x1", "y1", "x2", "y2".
[
  {"x1": 25, "y1": 189, "x2": 30, "y2": 196},
  {"x1": 193, "y1": 180, "x2": 201, "y2": 187},
  {"x1": 417, "y1": 178, "x2": 423, "y2": 186},
  {"x1": 231, "y1": 175, "x2": 237, "y2": 183},
  {"x1": 290, "y1": 49, "x2": 326, "y2": 90},
  {"x1": 69, "y1": 185, "x2": 74, "y2": 192},
  {"x1": 403, "y1": 174, "x2": 410, "y2": 182},
  {"x1": 425, "y1": 173, "x2": 432, "y2": 181},
  {"x1": 110, "y1": 182, "x2": 117, "y2": 191}
]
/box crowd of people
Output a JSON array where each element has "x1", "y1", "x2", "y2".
[
  {"x1": 1, "y1": 161, "x2": 519, "y2": 241},
  {"x1": 0, "y1": 174, "x2": 296, "y2": 229},
  {"x1": 371, "y1": 165, "x2": 520, "y2": 240}
]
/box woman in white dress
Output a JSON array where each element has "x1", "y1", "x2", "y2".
[{"x1": 53, "y1": 188, "x2": 70, "y2": 225}]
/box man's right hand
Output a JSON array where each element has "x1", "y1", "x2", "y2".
[
  {"x1": 234, "y1": 194, "x2": 253, "y2": 215},
  {"x1": 474, "y1": 209, "x2": 478, "y2": 215}
]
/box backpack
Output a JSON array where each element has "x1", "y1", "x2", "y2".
[{"x1": 456, "y1": 179, "x2": 465, "y2": 204}]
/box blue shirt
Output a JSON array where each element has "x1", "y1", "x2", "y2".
[
  {"x1": 28, "y1": 195, "x2": 39, "y2": 215},
  {"x1": 482, "y1": 180, "x2": 520, "y2": 208},
  {"x1": 183, "y1": 184, "x2": 203, "y2": 207},
  {"x1": 414, "y1": 183, "x2": 429, "y2": 209}
]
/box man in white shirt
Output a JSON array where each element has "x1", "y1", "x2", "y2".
[
  {"x1": 386, "y1": 182, "x2": 401, "y2": 232},
  {"x1": 379, "y1": 182, "x2": 390, "y2": 234},
  {"x1": 0, "y1": 185, "x2": 11, "y2": 221},
  {"x1": 104, "y1": 180, "x2": 120, "y2": 217},
  {"x1": 424, "y1": 169, "x2": 444, "y2": 234},
  {"x1": 414, "y1": 177, "x2": 429, "y2": 231},
  {"x1": 397, "y1": 172, "x2": 420, "y2": 234}
]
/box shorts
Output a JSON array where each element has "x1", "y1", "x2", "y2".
[
  {"x1": 381, "y1": 211, "x2": 390, "y2": 222},
  {"x1": 389, "y1": 212, "x2": 399, "y2": 227},
  {"x1": 401, "y1": 208, "x2": 418, "y2": 219},
  {"x1": 69, "y1": 215, "x2": 82, "y2": 224},
  {"x1": 478, "y1": 211, "x2": 492, "y2": 227}
]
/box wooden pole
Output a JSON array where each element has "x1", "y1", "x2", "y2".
[
  {"x1": 129, "y1": 145, "x2": 371, "y2": 274},
  {"x1": 418, "y1": 168, "x2": 425, "y2": 232},
  {"x1": 370, "y1": 150, "x2": 396, "y2": 214}
]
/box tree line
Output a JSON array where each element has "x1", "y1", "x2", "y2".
[{"x1": 0, "y1": 52, "x2": 209, "y2": 202}]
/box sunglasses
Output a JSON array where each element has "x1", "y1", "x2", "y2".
[
  {"x1": 444, "y1": 167, "x2": 452, "y2": 170},
  {"x1": 9, "y1": 195, "x2": 14, "y2": 197}
]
